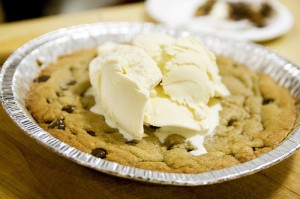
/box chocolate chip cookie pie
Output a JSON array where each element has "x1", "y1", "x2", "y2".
[{"x1": 26, "y1": 43, "x2": 296, "y2": 174}]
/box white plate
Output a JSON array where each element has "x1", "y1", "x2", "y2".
[{"x1": 146, "y1": 0, "x2": 294, "y2": 41}]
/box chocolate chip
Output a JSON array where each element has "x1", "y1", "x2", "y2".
[
  {"x1": 34, "y1": 75, "x2": 50, "y2": 83},
  {"x1": 48, "y1": 118, "x2": 65, "y2": 130},
  {"x1": 227, "y1": 119, "x2": 236, "y2": 127},
  {"x1": 66, "y1": 80, "x2": 77, "y2": 85},
  {"x1": 62, "y1": 105, "x2": 75, "y2": 113},
  {"x1": 91, "y1": 148, "x2": 107, "y2": 159},
  {"x1": 125, "y1": 140, "x2": 139, "y2": 145},
  {"x1": 149, "y1": 125, "x2": 160, "y2": 130},
  {"x1": 57, "y1": 118, "x2": 65, "y2": 130},
  {"x1": 86, "y1": 130, "x2": 96, "y2": 136},
  {"x1": 262, "y1": 98, "x2": 274, "y2": 105}
]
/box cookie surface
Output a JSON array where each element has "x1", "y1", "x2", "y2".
[{"x1": 26, "y1": 48, "x2": 296, "y2": 173}]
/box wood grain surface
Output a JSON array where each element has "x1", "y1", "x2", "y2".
[{"x1": 0, "y1": 1, "x2": 300, "y2": 199}]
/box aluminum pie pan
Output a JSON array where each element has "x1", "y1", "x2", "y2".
[{"x1": 1, "y1": 22, "x2": 300, "y2": 186}]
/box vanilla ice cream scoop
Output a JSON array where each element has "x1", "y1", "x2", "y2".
[
  {"x1": 89, "y1": 43, "x2": 162, "y2": 140},
  {"x1": 160, "y1": 37, "x2": 229, "y2": 118},
  {"x1": 89, "y1": 33, "x2": 229, "y2": 155}
]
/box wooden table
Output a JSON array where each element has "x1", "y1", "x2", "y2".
[{"x1": 0, "y1": 1, "x2": 300, "y2": 198}]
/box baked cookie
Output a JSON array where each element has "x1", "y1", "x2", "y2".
[{"x1": 26, "y1": 48, "x2": 296, "y2": 173}]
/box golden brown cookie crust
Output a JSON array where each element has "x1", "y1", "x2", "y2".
[{"x1": 26, "y1": 48, "x2": 296, "y2": 173}]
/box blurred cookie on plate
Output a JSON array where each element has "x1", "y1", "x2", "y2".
[{"x1": 146, "y1": 0, "x2": 294, "y2": 41}]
